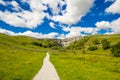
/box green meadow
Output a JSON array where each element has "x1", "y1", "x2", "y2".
[
  {"x1": 0, "y1": 33, "x2": 48, "y2": 80},
  {"x1": 50, "y1": 50, "x2": 120, "y2": 80},
  {"x1": 50, "y1": 34, "x2": 120, "y2": 80},
  {"x1": 0, "y1": 33, "x2": 120, "y2": 80}
]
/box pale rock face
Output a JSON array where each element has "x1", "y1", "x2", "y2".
[{"x1": 59, "y1": 36, "x2": 82, "y2": 46}]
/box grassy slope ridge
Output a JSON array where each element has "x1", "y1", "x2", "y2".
[
  {"x1": 85, "y1": 34, "x2": 120, "y2": 46},
  {"x1": 0, "y1": 33, "x2": 50, "y2": 80},
  {"x1": 50, "y1": 34, "x2": 120, "y2": 80},
  {"x1": 0, "y1": 33, "x2": 120, "y2": 80}
]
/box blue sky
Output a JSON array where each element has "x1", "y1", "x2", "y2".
[{"x1": 0, "y1": 0, "x2": 120, "y2": 39}]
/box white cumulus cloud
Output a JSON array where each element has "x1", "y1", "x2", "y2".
[
  {"x1": 0, "y1": 0, "x2": 6, "y2": 5},
  {"x1": 0, "y1": 0, "x2": 95, "y2": 29},
  {"x1": 0, "y1": 11, "x2": 26, "y2": 27},
  {"x1": 95, "y1": 21, "x2": 111, "y2": 30},
  {"x1": 0, "y1": 28, "x2": 58, "y2": 39},
  {"x1": 62, "y1": 26, "x2": 95, "y2": 38},
  {"x1": 0, "y1": 28, "x2": 16, "y2": 36},
  {"x1": 95, "y1": 17, "x2": 120, "y2": 34},
  {"x1": 18, "y1": 31, "x2": 58, "y2": 38},
  {"x1": 52, "y1": 0, "x2": 94, "y2": 25},
  {"x1": 41, "y1": 0, "x2": 63, "y2": 15},
  {"x1": 49, "y1": 22, "x2": 56, "y2": 29},
  {"x1": 111, "y1": 17, "x2": 120, "y2": 33},
  {"x1": 105, "y1": 0, "x2": 120, "y2": 14},
  {"x1": 11, "y1": 1, "x2": 21, "y2": 11},
  {"x1": 0, "y1": 0, "x2": 47, "y2": 29}
]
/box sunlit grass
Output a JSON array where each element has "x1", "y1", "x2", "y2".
[
  {"x1": 51, "y1": 34, "x2": 120, "y2": 80},
  {"x1": 0, "y1": 43, "x2": 48, "y2": 80},
  {"x1": 85, "y1": 34, "x2": 120, "y2": 46},
  {"x1": 0, "y1": 33, "x2": 49, "y2": 80},
  {"x1": 0, "y1": 33, "x2": 120, "y2": 80},
  {"x1": 50, "y1": 50, "x2": 120, "y2": 80}
]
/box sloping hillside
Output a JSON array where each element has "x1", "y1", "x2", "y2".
[
  {"x1": 50, "y1": 34, "x2": 120, "y2": 80},
  {"x1": 85, "y1": 34, "x2": 120, "y2": 46},
  {"x1": 0, "y1": 33, "x2": 120, "y2": 80},
  {"x1": 67, "y1": 34, "x2": 120, "y2": 50},
  {"x1": 0, "y1": 33, "x2": 60, "y2": 80}
]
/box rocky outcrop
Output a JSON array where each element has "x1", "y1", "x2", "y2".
[{"x1": 57, "y1": 36, "x2": 82, "y2": 46}]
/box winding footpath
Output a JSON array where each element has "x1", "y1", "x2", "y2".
[{"x1": 33, "y1": 52, "x2": 60, "y2": 80}]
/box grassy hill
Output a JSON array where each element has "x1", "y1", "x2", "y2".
[
  {"x1": 50, "y1": 34, "x2": 120, "y2": 80},
  {"x1": 67, "y1": 34, "x2": 120, "y2": 50},
  {"x1": 0, "y1": 33, "x2": 120, "y2": 80},
  {"x1": 85, "y1": 34, "x2": 120, "y2": 46},
  {"x1": 0, "y1": 33, "x2": 60, "y2": 80}
]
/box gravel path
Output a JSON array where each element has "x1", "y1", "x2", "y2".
[{"x1": 33, "y1": 52, "x2": 60, "y2": 80}]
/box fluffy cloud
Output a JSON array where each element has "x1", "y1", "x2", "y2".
[
  {"x1": 0, "y1": 11, "x2": 27, "y2": 27},
  {"x1": 49, "y1": 22, "x2": 56, "y2": 29},
  {"x1": 52, "y1": 0, "x2": 94, "y2": 24},
  {"x1": 80, "y1": 27, "x2": 95, "y2": 34},
  {"x1": 111, "y1": 17, "x2": 120, "y2": 33},
  {"x1": 17, "y1": 11, "x2": 46, "y2": 28},
  {"x1": 65, "y1": 27, "x2": 82, "y2": 38},
  {"x1": 95, "y1": 17, "x2": 120, "y2": 34},
  {"x1": 0, "y1": 0, "x2": 94, "y2": 29},
  {"x1": 63, "y1": 26, "x2": 94, "y2": 33},
  {"x1": 0, "y1": 28, "x2": 58, "y2": 39},
  {"x1": 11, "y1": 1, "x2": 21, "y2": 11},
  {"x1": 0, "y1": 0, "x2": 46, "y2": 29},
  {"x1": 29, "y1": 0, "x2": 47, "y2": 12},
  {"x1": 57, "y1": 34, "x2": 66, "y2": 39},
  {"x1": 0, "y1": 1, "x2": 21, "y2": 11},
  {"x1": 0, "y1": 28, "x2": 16, "y2": 36},
  {"x1": 0, "y1": 0, "x2": 6, "y2": 5},
  {"x1": 0, "y1": 9, "x2": 45, "y2": 29},
  {"x1": 95, "y1": 21, "x2": 111, "y2": 29},
  {"x1": 105, "y1": 0, "x2": 120, "y2": 14},
  {"x1": 18, "y1": 31, "x2": 58, "y2": 38},
  {"x1": 41, "y1": 0, "x2": 63, "y2": 15},
  {"x1": 62, "y1": 26, "x2": 95, "y2": 38},
  {"x1": 62, "y1": 26, "x2": 71, "y2": 32}
]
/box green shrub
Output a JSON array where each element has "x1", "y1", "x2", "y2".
[
  {"x1": 32, "y1": 41, "x2": 42, "y2": 47},
  {"x1": 92, "y1": 39, "x2": 100, "y2": 45},
  {"x1": 21, "y1": 42, "x2": 27, "y2": 46},
  {"x1": 59, "y1": 48, "x2": 67, "y2": 52},
  {"x1": 101, "y1": 39, "x2": 110, "y2": 50},
  {"x1": 111, "y1": 42, "x2": 120, "y2": 57},
  {"x1": 88, "y1": 46, "x2": 98, "y2": 51},
  {"x1": 32, "y1": 39, "x2": 61, "y2": 48},
  {"x1": 68, "y1": 36, "x2": 90, "y2": 50}
]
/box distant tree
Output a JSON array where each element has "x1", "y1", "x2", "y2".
[
  {"x1": 32, "y1": 39, "x2": 61, "y2": 48},
  {"x1": 111, "y1": 42, "x2": 120, "y2": 57},
  {"x1": 67, "y1": 36, "x2": 90, "y2": 50},
  {"x1": 83, "y1": 36, "x2": 90, "y2": 42},
  {"x1": 93, "y1": 39, "x2": 100, "y2": 45},
  {"x1": 79, "y1": 41, "x2": 85, "y2": 48},
  {"x1": 88, "y1": 46, "x2": 98, "y2": 51},
  {"x1": 101, "y1": 39, "x2": 110, "y2": 50},
  {"x1": 32, "y1": 41, "x2": 42, "y2": 47},
  {"x1": 22, "y1": 42, "x2": 27, "y2": 46}
]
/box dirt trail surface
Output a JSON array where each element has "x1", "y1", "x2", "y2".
[{"x1": 33, "y1": 52, "x2": 60, "y2": 80}]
